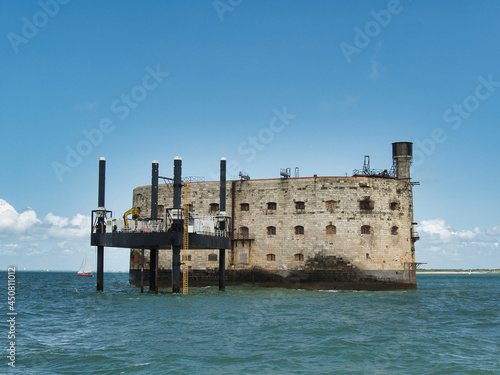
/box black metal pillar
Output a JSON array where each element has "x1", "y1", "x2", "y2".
[
  {"x1": 97, "y1": 157, "x2": 106, "y2": 292},
  {"x1": 140, "y1": 249, "x2": 144, "y2": 293},
  {"x1": 150, "y1": 161, "x2": 159, "y2": 293},
  {"x1": 154, "y1": 248, "x2": 159, "y2": 294},
  {"x1": 219, "y1": 157, "x2": 226, "y2": 291},
  {"x1": 172, "y1": 156, "x2": 182, "y2": 293},
  {"x1": 151, "y1": 160, "x2": 159, "y2": 218},
  {"x1": 149, "y1": 248, "x2": 156, "y2": 291}
]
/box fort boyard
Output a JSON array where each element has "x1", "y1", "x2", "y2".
[{"x1": 129, "y1": 142, "x2": 421, "y2": 290}]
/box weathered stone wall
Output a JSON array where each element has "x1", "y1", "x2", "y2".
[{"x1": 129, "y1": 175, "x2": 416, "y2": 281}]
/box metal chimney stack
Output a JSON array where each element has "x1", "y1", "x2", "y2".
[{"x1": 392, "y1": 142, "x2": 413, "y2": 180}]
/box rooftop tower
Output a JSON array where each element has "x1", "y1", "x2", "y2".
[{"x1": 392, "y1": 142, "x2": 413, "y2": 180}]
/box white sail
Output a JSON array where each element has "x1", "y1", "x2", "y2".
[{"x1": 77, "y1": 256, "x2": 93, "y2": 275}]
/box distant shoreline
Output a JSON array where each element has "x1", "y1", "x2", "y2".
[{"x1": 417, "y1": 270, "x2": 500, "y2": 274}]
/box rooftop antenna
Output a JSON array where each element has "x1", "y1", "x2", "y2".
[
  {"x1": 353, "y1": 155, "x2": 388, "y2": 177},
  {"x1": 280, "y1": 168, "x2": 291, "y2": 179},
  {"x1": 362, "y1": 155, "x2": 370, "y2": 175},
  {"x1": 239, "y1": 171, "x2": 250, "y2": 181}
]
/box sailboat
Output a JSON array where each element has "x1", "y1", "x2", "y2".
[{"x1": 77, "y1": 255, "x2": 93, "y2": 277}]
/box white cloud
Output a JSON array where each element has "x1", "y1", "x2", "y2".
[
  {"x1": 45, "y1": 212, "x2": 69, "y2": 227},
  {"x1": 0, "y1": 244, "x2": 19, "y2": 248},
  {"x1": 486, "y1": 226, "x2": 500, "y2": 235},
  {"x1": 0, "y1": 243, "x2": 19, "y2": 256},
  {"x1": 27, "y1": 250, "x2": 42, "y2": 256},
  {"x1": 0, "y1": 199, "x2": 41, "y2": 233},
  {"x1": 418, "y1": 219, "x2": 485, "y2": 243},
  {"x1": 0, "y1": 200, "x2": 118, "y2": 271},
  {"x1": 0, "y1": 198, "x2": 90, "y2": 250},
  {"x1": 44, "y1": 212, "x2": 90, "y2": 239},
  {"x1": 457, "y1": 229, "x2": 476, "y2": 240},
  {"x1": 418, "y1": 218, "x2": 453, "y2": 242},
  {"x1": 417, "y1": 218, "x2": 500, "y2": 268},
  {"x1": 70, "y1": 213, "x2": 88, "y2": 228}
]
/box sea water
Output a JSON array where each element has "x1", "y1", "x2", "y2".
[{"x1": 0, "y1": 271, "x2": 498, "y2": 374}]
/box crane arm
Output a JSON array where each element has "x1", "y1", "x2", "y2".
[{"x1": 123, "y1": 207, "x2": 140, "y2": 231}]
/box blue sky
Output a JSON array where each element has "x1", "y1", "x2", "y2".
[{"x1": 1, "y1": 0, "x2": 499, "y2": 271}]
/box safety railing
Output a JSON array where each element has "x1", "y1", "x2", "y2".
[
  {"x1": 91, "y1": 209, "x2": 112, "y2": 234},
  {"x1": 233, "y1": 232, "x2": 255, "y2": 240}
]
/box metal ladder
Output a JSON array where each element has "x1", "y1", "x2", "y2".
[{"x1": 182, "y1": 182, "x2": 190, "y2": 295}]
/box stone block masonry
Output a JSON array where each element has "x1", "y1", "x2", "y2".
[{"x1": 129, "y1": 171, "x2": 418, "y2": 290}]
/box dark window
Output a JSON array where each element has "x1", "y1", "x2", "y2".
[
  {"x1": 182, "y1": 255, "x2": 192, "y2": 261},
  {"x1": 239, "y1": 226, "x2": 249, "y2": 239},
  {"x1": 157, "y1": 205, "x2": 165, "y2": 216},
  {"x1": 267, "y1": 202, "x2": 277, "y2": 210},
  {"x1": 361, "y1": 225, "x2": 371, "y2": 234},
  {"x1": 295, "y1": 225, "x2": 304, "y2": 235},
  {"x1": 267, "y1": 226, "x2": 276, "y2": 235},
  {"x1": 240, "y1": 203, "x2": 250, "y2": 211},
  {"x1": 360, "y1": 199, "x2": 374, "y2": 210},
  {"x1": 208, "y1": 254, "x2": 218, "y2": 261},
  {"x1": 294, "y1": 253, "x2": 304, "y2": 261},
  {"x1": 267, "y1": 254, "x2": 276, "y2": 261},
  {"x1": 209, "y1": 203, "x2": 219, "y2": 214},
  {"x1": 295, "y1": 201, "x2": 305, "y2": 210},
  {"x1": 325, "y1": 200, "x2": 337, "y2": 211},
  {"x1": 133, "y1": 253, "x2": 139, "y2": 263},
  {"x1": 326, "y1": 225, "x2": 336, "y2": 235},
  {"x1": 391, "y1": 226, "x2": 398, "y2": 235},
  {"x1": 390, "y1": 202, "x2": 399, "y2": 210}
]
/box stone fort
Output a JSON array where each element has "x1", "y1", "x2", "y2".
[{"x1": 129, "y1": 142, "x2": 419, "y2": 290}]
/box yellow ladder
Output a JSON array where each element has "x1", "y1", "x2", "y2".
[{"x1": 182, "y1": 181, "x2": 190, "y2": 295}]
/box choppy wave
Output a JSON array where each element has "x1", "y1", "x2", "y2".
[{"x1": 1, "y1": 272, "x2": 498, "y2": 374}]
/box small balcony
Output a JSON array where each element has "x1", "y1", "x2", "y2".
[{"x1": 233, "y1": 232, "x2": 255, "y2": 241}]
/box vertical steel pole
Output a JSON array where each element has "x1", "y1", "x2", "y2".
[
  {"x1": 219, "y1": 157, "x2": 226, "y2": 291},
  {"x1": 140, "y1": 249, "x2": 144, "y2": 293},
  {"x1": 151, "y1": 160, "x2": 159, "y2": 218},
  {"x1": 150, "y1": 161, "x2": 159, "y2": 293},
  {"x1": 97, "y1": 157, "x2": 106, "y2": 292},
  {"x1": 172, "y1": 157, "x2": 182, "y2": 293},
  {"x1": 154, "y1": 249, "x2": 159, "y2": 294},
  {"x1": 149, "y1": 248, "x2": 156, "y2": 291}
]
